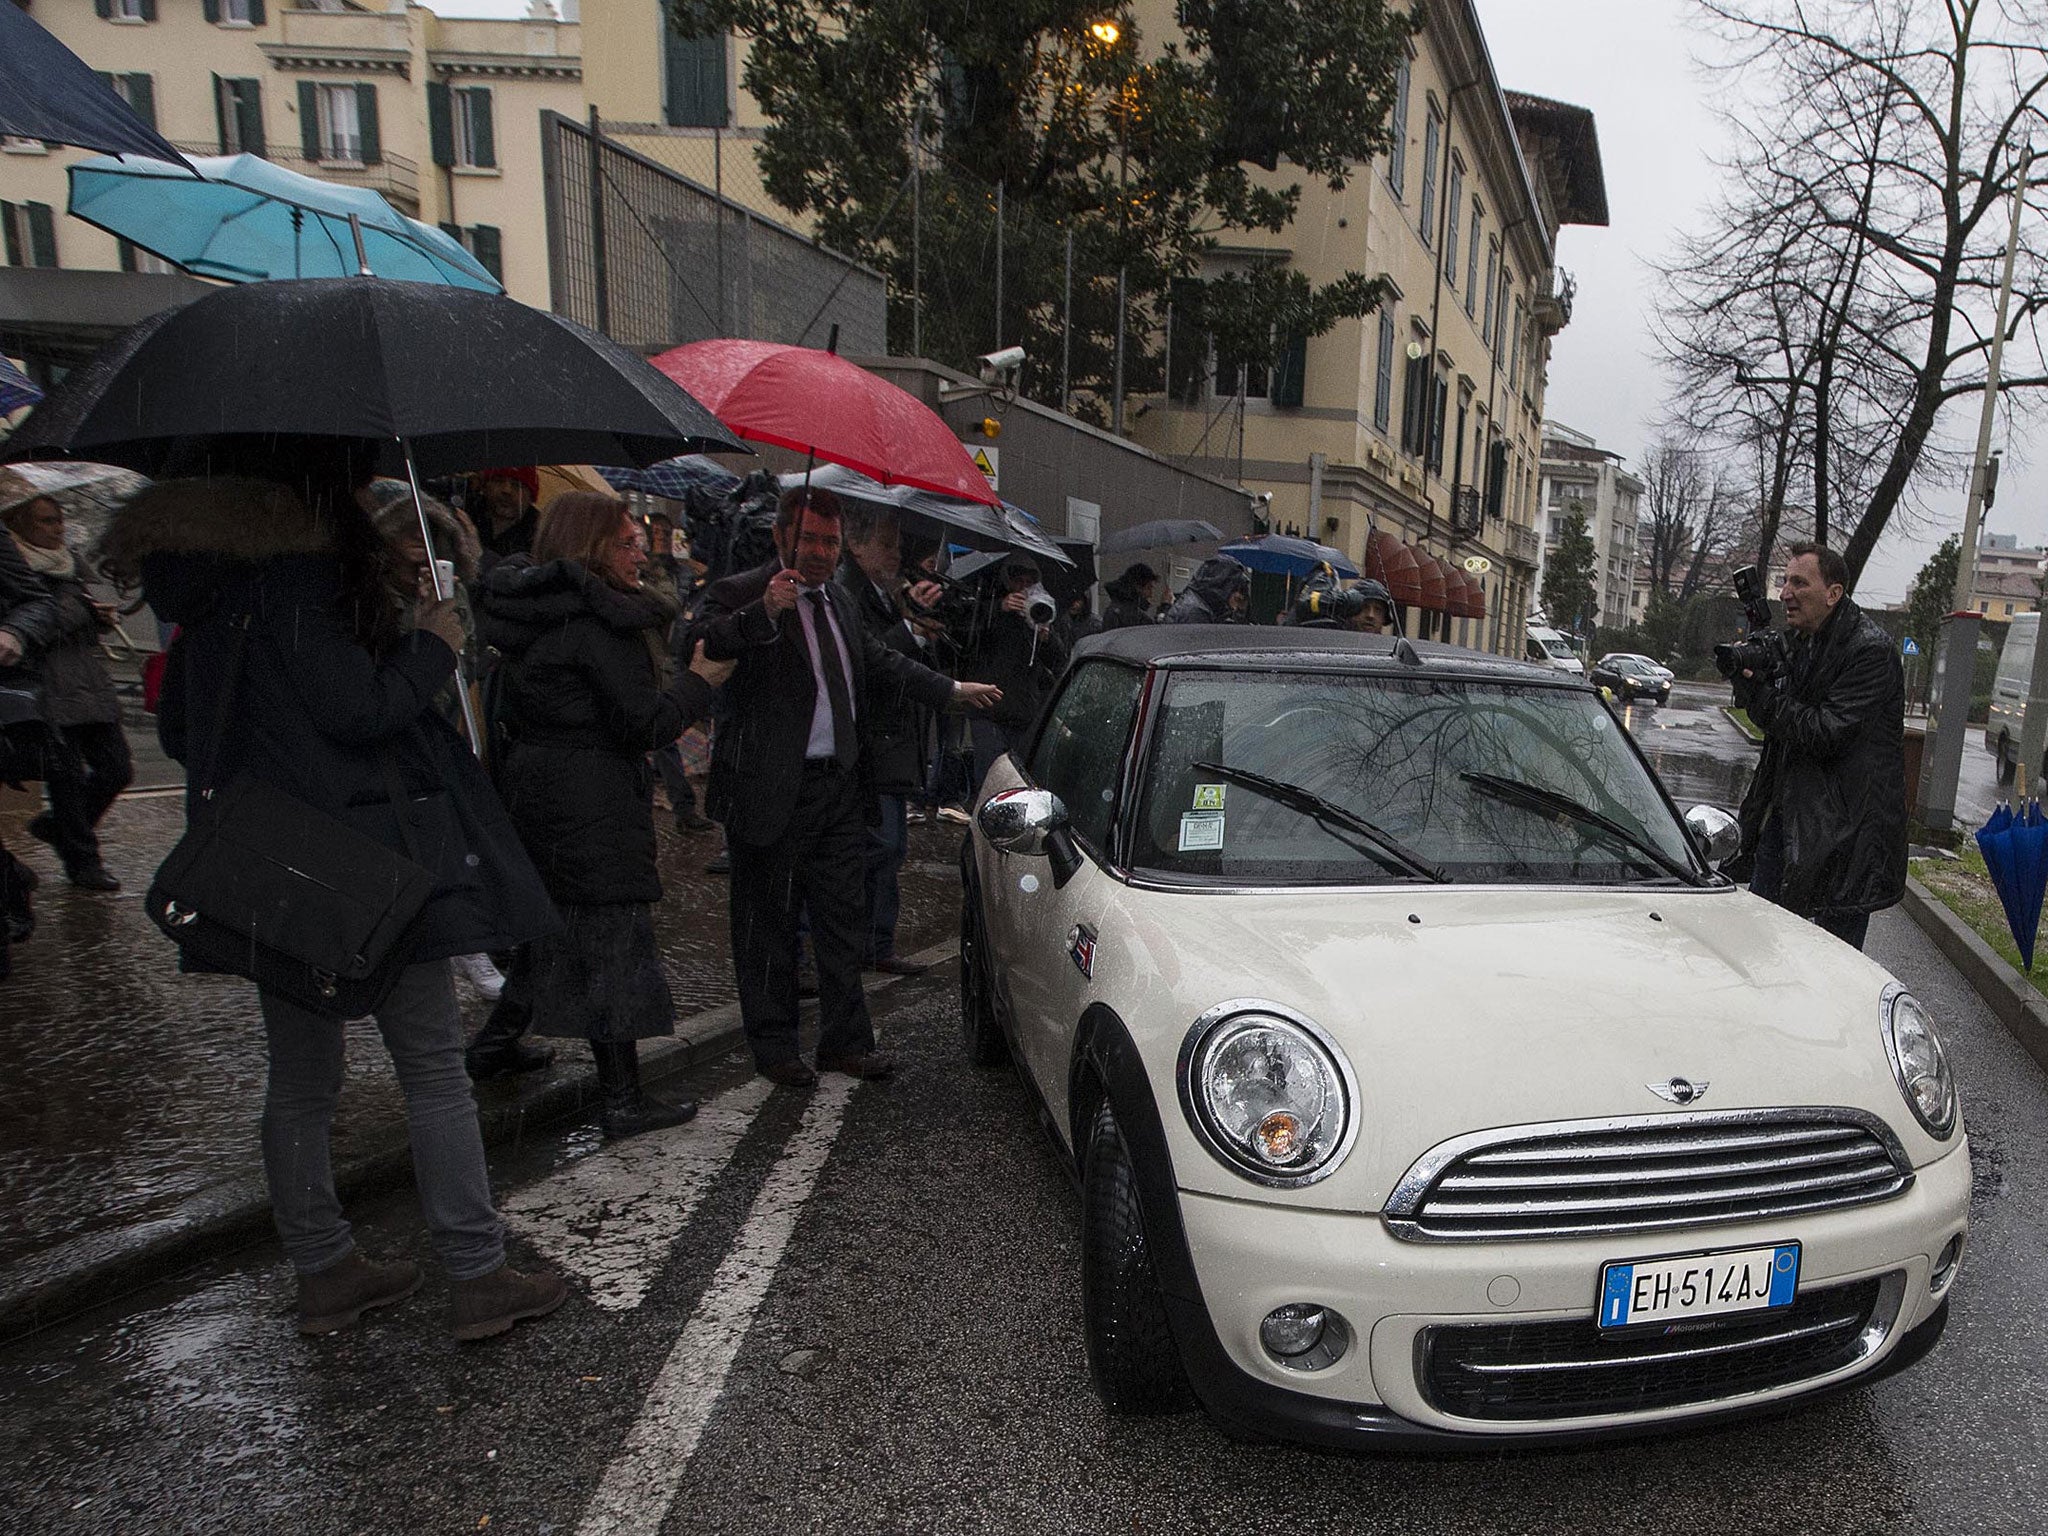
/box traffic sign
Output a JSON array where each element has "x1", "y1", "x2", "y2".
[
  {"x1": 970, "y1": 445, "x2": 999, "y2": 491},
  {"x1": 1903, "y1": 637, "x2": 1920, "y2": 656}
]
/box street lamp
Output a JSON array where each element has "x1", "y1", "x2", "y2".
[{"x1": 1090, "y1": 20, "x2": 1121, "y2": 45}]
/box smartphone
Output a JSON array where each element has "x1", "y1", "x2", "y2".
[{"x1": 431, "y1": 558, "x2": 457, "y2": 598}]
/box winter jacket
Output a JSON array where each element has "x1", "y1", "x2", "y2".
[
  {"x1": 1162, "y1": 556, "x2": 1250, "y2": 625},
  {"x1": 1735, "y1": 595, "x2": 1907, "y2": 919},
  {"x1": 1100, "y1": 572, "x2": 1156, "y2": 631},
  {"x1": 0, "y1": 530, "x2": 59, "y2": 699},
  {"x1": 837, "y1": 562, "x2": 929, "y2": 795},
  {"x1": 107, "y1": 477, "x2": 559, "y2": 963},
  {"x1": 964, "y1": 605, "x2": 1068, "y2": 734},
  {"x1": 478, "y1": 554, "x2": 717, "y2": 906},
  {"x1": 25, "y1": 556, "x2": 123, "y2": 729}
]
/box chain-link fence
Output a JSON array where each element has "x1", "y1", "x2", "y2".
[{"x1": 540, "y1": 111, "x2": 885, "y2": 354}]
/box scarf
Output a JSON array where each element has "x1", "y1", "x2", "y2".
[{"x1": 11, "y1": 534, "x2": 76, "y2": 580}]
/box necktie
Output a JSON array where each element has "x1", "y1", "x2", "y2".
[{"x1": 806, "y1": 590, "x2": 858, "y2": 770}]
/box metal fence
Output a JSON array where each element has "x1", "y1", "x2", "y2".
[{"x1": 539, "y1": 111, "x2": 885, "y2": 354}]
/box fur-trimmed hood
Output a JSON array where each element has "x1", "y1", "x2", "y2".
[
  {"x1": 96, "y1": 477, "x2": 335, "y2": 585},
  {"x1": 476, "y1": 554, "x2": 677, "y2": 657}
]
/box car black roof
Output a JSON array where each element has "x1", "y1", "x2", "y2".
[{"x1": 1072, "y1": 624, "x2": 1579, "y2": 686}]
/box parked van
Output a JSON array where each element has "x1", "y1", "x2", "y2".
[
  {"x1": 1525, "y1": 625, "x2": 1585, "y2": 675},
  {"x1": 1990, "y1": 612, "x2": 2039, "y2": 784}
]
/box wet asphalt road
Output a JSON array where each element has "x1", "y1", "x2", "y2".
[
  {"x1": 2, "y1": 900, "x2": 2045, "y2": 1533},
  {"x1": 5, "y1": 679, "x2": 2044, "y2": 1532}
]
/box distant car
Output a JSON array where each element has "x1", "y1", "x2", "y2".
[
  {"x1": 962, "y1": 625, "x2": 1967, "y2": 1448},
  {"x1": 1604, "y1": 651, "x2": 1677, "y2": 686},
  {"x1": 1591, "y1": 654, "x2": 1673, "y2": 705},
  {"x1": 1525, "y1": 625, "x2": 1585, "y2": 675}
]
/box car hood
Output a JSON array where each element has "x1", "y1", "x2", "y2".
[{"x1": 1106, "y1": 881, "x2": 1942, "y2": 1209}]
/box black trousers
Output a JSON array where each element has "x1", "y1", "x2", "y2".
[
  {"x1": 729, "y1": 762, "x2": 874, "y2": 1068},
  {"x1": 45, "y1": 720, "x2": 132, "y2": 871}
]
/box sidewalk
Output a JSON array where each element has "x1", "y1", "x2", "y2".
[{"x1": 0, "y1": 788, "x2": 968, "y2": 1338}]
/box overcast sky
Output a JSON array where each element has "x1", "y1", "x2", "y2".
[{"x1": 445, "y1": 0, "x2": 2025, "y2": 602}]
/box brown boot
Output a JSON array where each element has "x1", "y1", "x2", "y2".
[
  {"x1": 296, "y1": 1250, "x2": 422, "y2": 1336},
  {"x1": 448, "y1": 1262, "x2": 569, "y2": 1342}
]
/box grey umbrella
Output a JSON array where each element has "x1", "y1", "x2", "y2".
[{"x1": 1098, "y1": 518, "x2": 1224, "y2": 556}]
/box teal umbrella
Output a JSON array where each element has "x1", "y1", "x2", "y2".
[{"x1": 67, "y1": 153, "x2": 500, "y2": 291}]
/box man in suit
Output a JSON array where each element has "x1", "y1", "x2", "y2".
[{"x1": 696, "y1": 487, "x2": 1000, "y2": 1086}]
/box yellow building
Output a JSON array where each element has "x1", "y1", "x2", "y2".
[
  {"x1": 1, "y1": 0, "x2": 582, "y2": 307},
  {"x1": 1118, "y1": 0, "x2": 1606, "y2": 654}
]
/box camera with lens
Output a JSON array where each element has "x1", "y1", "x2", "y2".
[
  {"x1": 1712, "y1": 564, "x2": 1788, "y2": 682},
  {"x1": 1022, "y1": 583, "x2": 1059, "y2": 628}
]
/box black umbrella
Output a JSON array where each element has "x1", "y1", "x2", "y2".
[
  {"x1": 6, "y1": 276, "x2": 745, "y2": 478},
  {"x1": 0, "y1": 4, "x2": 195, "y2": 169},
  {"x1": 1098, "y1": 518, "x2": 1224, "y2": 556}
]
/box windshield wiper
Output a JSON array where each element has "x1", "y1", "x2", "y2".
[
  {"x1": 1192, "y1": 761, "x2": 1449, "y2": 883},
  {"x1": 1459, "y1": 771, "x2": 1701, "y2": 885}
]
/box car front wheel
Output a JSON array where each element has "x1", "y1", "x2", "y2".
[
  {"x1": 1081, "y1": 1099, "x2": 1192, "y2": 1415},
  {"x1": 958, "y1": 867, "x2": 1007, "y2": 1068}
]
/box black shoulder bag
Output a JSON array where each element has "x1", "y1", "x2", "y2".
[{"x1": 145, "y1": 613, "x2": 438, "y2": 1019}]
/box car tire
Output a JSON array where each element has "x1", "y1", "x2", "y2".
[
  {"x1": 958, "y1": 869, "x2": 1008, "y2": 1068},
  {"x1": 1081, "y1": 1099, "x2": 1193, "y2": 1415}
]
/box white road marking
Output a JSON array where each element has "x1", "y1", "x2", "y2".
[
  {"x1": 575, "y1": 1076, "x2": 856, "y2": 1536},
  {"x1": 499, "y1": 1077, "x2": 775, "y2": 1312}
]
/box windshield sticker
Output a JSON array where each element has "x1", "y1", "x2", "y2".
[
  {"x1": 1178, "y1": 811, "x2": 1226, "y2": 852},
  {"x1": 1192, "y1": 784, "x2": 1226, "y2": 810}
]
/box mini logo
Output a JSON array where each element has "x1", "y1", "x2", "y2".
[
  {"x1": 1068, "y1": 923, "x2": 1097, "y2": 980},
  {"x1": 1647, "y1": 1077, "x2": 1710, "y2": 1106}
]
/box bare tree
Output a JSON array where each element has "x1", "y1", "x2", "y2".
[{"x1": 1660, "y1": 0, "x2": 2048, "y2": 589}]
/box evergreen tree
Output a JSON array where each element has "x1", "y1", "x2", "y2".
[
  {"x1": 1541, "y1": 509, "x2": 1599, "y2": 638},
  {"x1": 1905, "y1": 535, "x2": 1959, "y2": 652}
]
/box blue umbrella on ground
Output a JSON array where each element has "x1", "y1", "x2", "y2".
[
  {"x1": 0, "y1": 357, "x2": 42, "y2": 417},
  {"x1": 68, "y1": 153, "x2": 500, "y2": 290},
  {"x1": 1975, "y1": 798, "x2": 2048, "y2": 970},
  {"x1": 0, "y1": 3, "x2": 194, "y2": 169},
  {"x1": 1219, "y1": 533, "x2": 1359, "y2": 578}
]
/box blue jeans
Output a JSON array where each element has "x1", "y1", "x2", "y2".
[
  {"x1": 865, "y1": 793, "x2": 908, "y2": 962},
  {"x1": 1749, "y1": 816, "x2": 1871, "y2": 951},
  {"x1": 259, "y1": 962, "x2": 505, "y2": 1279}
]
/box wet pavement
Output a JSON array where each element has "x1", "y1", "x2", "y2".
[
  {"x1": 0, "y1": 784, "x2": 968, "y2": 1288},
  {"x1": 0, "y1": 901, "x2": 2040, "y2": 1534}
]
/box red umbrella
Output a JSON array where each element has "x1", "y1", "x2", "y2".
[{"x1": 651, "y1": 339, "x2": 1001, "y2": 507}]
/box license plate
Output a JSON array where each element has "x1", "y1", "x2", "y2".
[{"x1": 1598, "y1": 1242, "x2": 1800, "y2": 1330}]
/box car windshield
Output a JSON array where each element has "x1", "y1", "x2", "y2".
[
  {"x1": 1539, "y1": 638, "x2": 1576, "y2": 660},
  {"x1": 1131, "y1": 668, "x2": 1700, "y2": 886}
]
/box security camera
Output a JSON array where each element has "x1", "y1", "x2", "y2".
[{"x1": 977, "y1": 345, "x2": 1026, "y2": 382}]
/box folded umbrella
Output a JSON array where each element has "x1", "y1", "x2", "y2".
[
  {"x1": 0, "y1": 4, "x2": 194, "y2": 169},
  {"x1": 68, "y1": 153, "x2": 500, "y2": 290},
  {"x1": 1098, "y1": 518, "x2": 1224, "y2": 556},
  {"x1": 5, "y1": 276, "x2": 745, "y2": 479},
  {"x1": 1220, "y1": 533, "x2": 1359, "y2": 579},
  {"x1": 1976, "y1": 798, "x2": 2048, "y2": 970},
  {"x1": 654, "y1": 339, "x2": 1002, "y2": 507}
]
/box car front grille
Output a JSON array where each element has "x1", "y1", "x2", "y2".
[
  {"x1": 1419, "y1": 1274, "x2": 1895, "y2": 1422},
  {"x1": 1383, "y1": 1110, "x2": 1913, "y2": 1242}
]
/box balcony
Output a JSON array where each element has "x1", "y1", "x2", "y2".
[
  {"x1": 1505, "y1": 522, "x2": 1542, "y2": 568},
  {"x1": 170, "y1": 141, "x2": 421, "y2": 216},
  {"x1": 1532, "y1": 268, "x2": 1576, "y2": 335}
]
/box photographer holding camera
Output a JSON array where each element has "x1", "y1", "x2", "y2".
[
  {"x1": 1728, "y1": 542, "x2": 1906, "y2": 951},
  {"x1": 964, "y1": 553, "x2": 1067, "y2": 787}
]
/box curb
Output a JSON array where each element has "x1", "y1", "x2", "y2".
[
  {"x1": 0, "y1": 937, "x2": 958, "y2": 1343},
  {"x1": 1899, "y1": 876, "x2": 2048, "y2": 1074}
]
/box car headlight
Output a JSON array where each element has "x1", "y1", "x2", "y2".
[
  {"x1": 1882, "y1": 985, "x2": 1957, "y2": 1139},
  {"x1": 1177, "y1": 1002, "x2": 1358, "y2": 1187}
]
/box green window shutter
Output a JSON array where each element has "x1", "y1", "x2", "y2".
[
  {"x1": 126, "y1": 75, "x2": 156, "y2": 130},
  {"x1": 298, "y1": 80, "x2": 320, "y2": 161},
  {"x1": 469, "y1": 89, "x2": 494, "y2": 168},
  {"x1": 95, "y1": 0, "x2": 112, "y2": 19},
  {"x1": 2, "y1": 204, "x2": 21, "y2": 269},
  {"x1": 1270, "y1": 334, "x2": 1307, "y2": 408},
  {"x1": 139, "y1": 0, "x2": 156, "y2": 21},
  {"x1": 237, "y1": 81, "x2": 264, "y2": 157},
  {"x1": 249, "y1": 0, "x2": 266, "y2": 24},
  {"x1": 663, "y1": 20, "x2": 728, "y2": 128},
  {"x1": 27, "y1": 203, "x2": 57, "y2": 269},
  {"x1": 469, "y1": 224, "x2": 502, "y2": 283},
  {"x1": 203, "y1": 0, "x2": 220, "y2": 22},
  {"x1": 356, "y1": 83, "x2": 380, "y2": 165},
  {"x1": 439, "y1": 221, "x2": 464, "y2": 242},
  {"x1": 214, "y1": 74, "x2": 231, "y2": 154},
  {"x1": 1374, "y1": 310, "x2": 1394, "y2": 433},
  {"x1": 427, "y1": 81, "x2": 453, "y2": 167}
]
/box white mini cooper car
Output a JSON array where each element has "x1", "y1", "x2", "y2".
[{"x1": 960, "y1": 626, "x2": 1968, "y2": 1446}]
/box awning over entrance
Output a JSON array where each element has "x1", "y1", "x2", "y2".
[
  {"x1": 1364, "y1": 528, "x2": 1422, "y2": 606},
  {"x1": 1415, "y1": 552, "x2": 1449, "y2": 613}
]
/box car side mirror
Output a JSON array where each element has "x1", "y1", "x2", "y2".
[
  {"x1": 1684, "y1": 804, "x2": 1741, "y2": 868},
  {"x1": 978, "y1": 787, "x2": 1070, "y2": 856}
]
